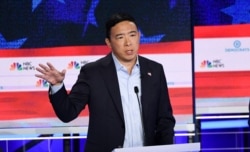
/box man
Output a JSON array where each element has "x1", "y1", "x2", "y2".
[{"x1": 35, "y1": 13, "x2": 175, "y2": 152}]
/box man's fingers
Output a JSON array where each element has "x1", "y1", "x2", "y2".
[
  {"x1": 47, "y1": 62, "x2": 55, "y2": 71},
  {"x1": 35, "y1": 63, "x2": 66, "y2": 85},
  {"x1": 38, "y1": 63, "x2": 49, "y2": 72},
  {"x1": 36, "y1": 67, "x2": 46, "y2": 74},
  {"x1": 35, "y1": 74, "x2": 45, "y2": 80},
  {"x1": 61, "y1": 69, "x2": 66, "y2": 75}
]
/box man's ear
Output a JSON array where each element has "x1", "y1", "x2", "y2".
[
  {"x1": 138, "y1": 31, "x2": 141, "y2": 41},
  {"x1": 105, "y1": 38, "x2": 111, "y2": 48}
]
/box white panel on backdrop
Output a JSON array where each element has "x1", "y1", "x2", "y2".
[
  {"x1": 195, "y1": 37, "x2": 250, "y2": 72},
  {"x1": 0, "y1": 54, "x2": 192, "y2": 92}
]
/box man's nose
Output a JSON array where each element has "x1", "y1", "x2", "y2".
[{"x1": 125, "y1": 37, "x2": 131, "y2": 46}]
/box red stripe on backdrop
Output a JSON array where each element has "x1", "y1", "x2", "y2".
[
  {"x1": 0, "y1": 87, "x2": 192, "y2": 120},
  {"x1": 0, "y1": 45, "x2": 109, "y2": 57},
  {"x1": 168, "y1": 88, "x2": 193, "y2": 115},
  {"x1": 0, "y1": 41, "x2": 191, "y2": 57},
  {"x1": 139, "y1": 41, "x2": 191, "y2": 54},
  {"x1": 0, "y1": 91, "x2": 89, "y2": 120},
  {"x1": 194, "y1": 24, "x2": 250, "y2": 38},
  {"x1": 195, "y1": 71, "x2": 250, "y2": 98}
]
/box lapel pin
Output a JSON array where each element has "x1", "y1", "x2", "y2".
[{"x1": 147, "y1": 72, "x2": 152, "y2": 76}]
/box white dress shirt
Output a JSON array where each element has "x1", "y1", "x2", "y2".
[{"x1": 112, "y1": 53, "x2": 144, "y2": 147}]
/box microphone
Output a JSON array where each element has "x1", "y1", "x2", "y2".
[
  {"x1": 134, "y1": 86, "x2": 141, "y2": 113},
  {"x1": 134, "y1": 86, "x2": 145, "y2": 145},
  {"x1": 134, "y1": 86, "x2": 139, "y2": 94}
]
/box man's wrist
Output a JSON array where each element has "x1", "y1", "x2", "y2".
[
  {"x1": 50, "y1": 82, "x2": 62, "y2": 86},
  {"x1": 50, "y1": 83, "x2": 63, "y2": 94}
]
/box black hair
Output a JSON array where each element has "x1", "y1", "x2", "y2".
[{"x1": 105, "y1": 12, "x2": 138, "y2": 39}]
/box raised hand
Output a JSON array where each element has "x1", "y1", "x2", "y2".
[{"x1": 35, "y1": 62, "x2": 66, "y2": 86}]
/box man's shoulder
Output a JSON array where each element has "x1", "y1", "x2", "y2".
[
  {"x1": 82, "y1": 53, "x2": 112, "y2": 69},
  {"x1": 138, "y1": 55, "x2": 162, "y2": 66}
]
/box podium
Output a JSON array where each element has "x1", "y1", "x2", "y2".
[{"x1": 112, "y1": 143, "x2": 200, "y2": 152}]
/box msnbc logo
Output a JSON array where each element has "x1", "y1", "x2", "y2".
[
  {"x1": 36, "y1": 79, "x2": 49, "y2": 87},
  {"x1": 67, "y1": 61, "x2": 81, "y2": 69},
  {"x1": 9, "y1": 62, "x2": 22, "y2": 71}
]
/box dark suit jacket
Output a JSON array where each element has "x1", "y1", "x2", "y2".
[
  {"x1": 249, "y1": 100, "x2": 250, "y2": 127},
  {"x1": 49, "y1": 53, "x2": 175, "y2": 152}
]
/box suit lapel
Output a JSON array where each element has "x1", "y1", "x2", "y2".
[
  {"x1": 100, "y1": 54, "x2": 125, "y2": 122},
  {"x1": 139, "y1": 56, "x2": 152, "y2": 118},
  {"x1": 99, "y1": 55, "x2": 153, "y2": 123}
]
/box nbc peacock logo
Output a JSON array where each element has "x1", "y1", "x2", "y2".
[
  {"x1": 200, "y1": 60, "x2": 212, "y2": 68},
  {"x1": 200, "y1": 59, "x2": 224, "y2": 69},
  {"x1": 36, "y1": 79, "x2": 49, "y2": 87},
  {"x1": 9, "y1": 62, "x2": 22, "y2": 71},
  {"x1": 67, "y1": 61, "x2": 81, "y2": 70}
]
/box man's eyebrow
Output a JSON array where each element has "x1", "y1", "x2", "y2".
[
  {"x1": 129, "y1": 30, "x2": 137, "y2": 34},
  {"x1": 115, "y1": 33, "x2": 125, "y2": 37},
  {"x1": 115, "y1": 31, "x2": 137, "y2": 37}
]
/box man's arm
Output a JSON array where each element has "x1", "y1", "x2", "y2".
[{"x1": 155, "y1": 65, "x2": 175, "y2": 145}]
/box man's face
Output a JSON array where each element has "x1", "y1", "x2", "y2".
[{"x1": 105, "y1": 21, "x2": 140, "y2": 65}]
